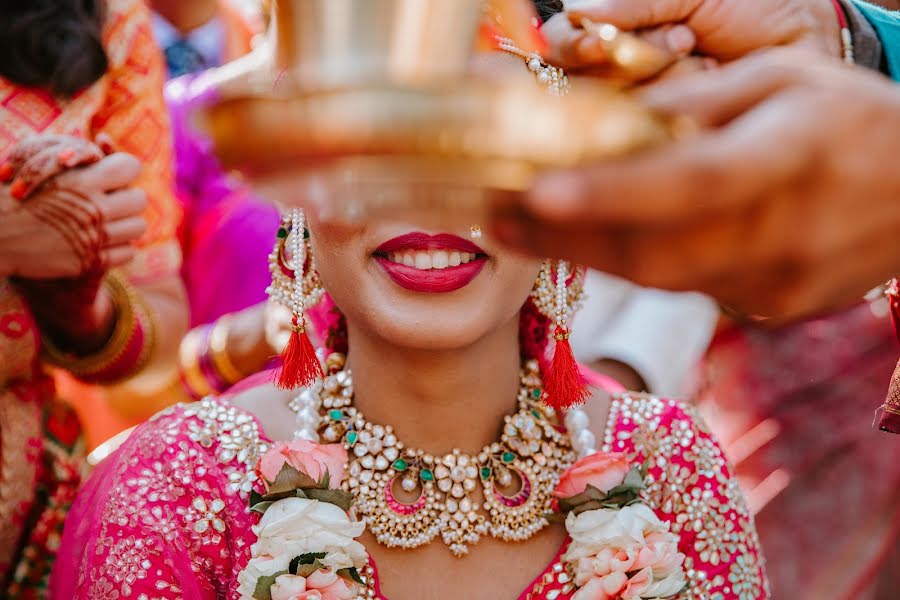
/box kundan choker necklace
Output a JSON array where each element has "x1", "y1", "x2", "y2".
[{"x1": 288, "y1": 354, "x2": 587, "y2": 556}]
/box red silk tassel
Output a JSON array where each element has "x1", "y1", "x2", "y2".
[
  {"x1": 543, "y1": 326, "x2": 590, "y2": 411},
  {"x1": 275, "y1": 317, "x2": 323, "y2": 389}
]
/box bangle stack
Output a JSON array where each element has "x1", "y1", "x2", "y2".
[
  {"x1": 41, "y1": 270, "x2": 156, "y2": 383},
  {"x1": 179, "y1": 313, "x2": 246, "y2": 399}
]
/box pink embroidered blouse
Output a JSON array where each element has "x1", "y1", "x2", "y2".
[{"x1": 50, "y1": 390, "x2": 769, "y2": 599}]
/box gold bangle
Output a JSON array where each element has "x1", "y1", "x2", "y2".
[
  {"x1": 178, "y1": 327, "x2": 215, "y2": 398},
  {"x1": 41, "y1": 270, "x2": 155, "y2": 382},
  {"x1": 209, "y1": 314, "x2": 245, "y2": 385}
]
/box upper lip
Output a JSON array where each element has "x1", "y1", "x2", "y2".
[{"x1": 374, "y1": 233, "x2": 486, "y2": 256}]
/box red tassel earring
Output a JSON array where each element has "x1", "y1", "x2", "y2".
[
  {"x1": 268, "y1": 209, "x2": 324, "y2": 389},
  {"x1": 532, "y1": 260, "x2": 590, "y2": 411}
]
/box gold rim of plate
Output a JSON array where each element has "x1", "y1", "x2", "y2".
[{"x1": 201, "y1": 79, "x2": 673, "y2": 192}]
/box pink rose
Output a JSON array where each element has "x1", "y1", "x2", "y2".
[
  {"x1": 632, "y1": 531, "x2": 684, "y2": 577},
  {"x1": 306, "y1": 569, "x2": 357, "y2": 600},
  {"x1": 621, "y1": 567, "x2": 652, "y2": 599},
  {"x1": 271, "y1": 574, "x2": 309, "y2": 600},
  {"x1": 269, "y1": 570, "x2": 357, "y2": 600},
  {"x1": 259, "y1": 440, "x2": 347, "y2": 487},
  {"x1": 555, "y1": 452, "x2": 631, "y2": 499},
  {"x1": 572, "y1": 572, "x2": 628, "y2": 600}
]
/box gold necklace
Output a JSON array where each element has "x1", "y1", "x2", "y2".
[{"x1": 290, "y1": 354, "x2": 576, "y2": 557}]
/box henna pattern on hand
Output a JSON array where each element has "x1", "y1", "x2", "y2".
[{"x1": 24, "y1": 186, "x2": 106, "y2": 273}]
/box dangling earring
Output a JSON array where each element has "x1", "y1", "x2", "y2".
[
  {"x1": 530, "y1": 259, "x2": 589, "y2": 411},
  {"x1": 267, "y1": 208, "x2": 325, "y2": 389}
]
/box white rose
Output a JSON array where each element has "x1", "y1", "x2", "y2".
[
  {"x1": 564, "y1": 504, "x2": 658, "y2": 561},
  {"x1": 251, "y1": 498, "x2": 368, "y2": 570},
  {"x1": 643, "y1": 570, "x2": 687, "y2": 599},
  {"x1": 237, "y1": 554, "x2": 292, "y2": 599}
]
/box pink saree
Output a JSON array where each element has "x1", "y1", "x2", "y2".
[{"x1": 50, "y1": 369, "x2": 767, "y2": 599}]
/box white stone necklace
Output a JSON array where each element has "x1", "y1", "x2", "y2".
[{"x1": 288, "y1": 354, "x2": 596, "y2": 556}]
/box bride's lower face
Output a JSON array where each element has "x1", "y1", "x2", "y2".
[{"x1": 309, "y1": 216, "x2": 541, "y2": 350}]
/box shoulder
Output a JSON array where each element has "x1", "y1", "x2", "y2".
[{"x1": 604, "y1": 393, "x2": 770, "y2": 599}]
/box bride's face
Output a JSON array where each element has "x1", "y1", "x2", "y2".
[{"x1": 309, "y1": 216, "x2": 541, "y2": 350}]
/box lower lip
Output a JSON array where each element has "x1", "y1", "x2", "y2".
[{"x1": 375, "y1": 257, "x2": 487, "y2": 293}]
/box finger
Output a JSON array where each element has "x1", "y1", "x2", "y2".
[
  {"x1": 55, "y1": 152, "x2": 141, "y2": 193},
  {"x1": 523, "y1": 103, "x2": 809, "y2": 225},
  {"x1": 638, "y1": 50, "x2": 804, "y2": 126},
  {"x1": 9, "y1": 145, "x2": 72, "y2": 200},
  {"x1": 96, "y1": 187, "x2": 148, "y2": 221},
  {"x1": 564, "y1": 0, "x2": 698, "y2": 31},
  {"x1": 543, "y1": 13, "x2": 613, "y2": 68},
  {"x1": 0, "y1": 135, "x2": 71, "y2": 181},
  {"x1": 98, "y1": 245, "x2": 137, "y2": 269},
  {"x1": 103, "y1": 216, "x2": 147, "y2": 247},
  {"x1": 94, "y1": 133, "x2": 116, "y2": 155},
  {"x1": 59, "y1": 141, "x2": 104, "y2": 169}
]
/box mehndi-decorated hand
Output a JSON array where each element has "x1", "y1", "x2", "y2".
[{"x1": 0, "y1": 137, "x2": 146, "y2": 280}]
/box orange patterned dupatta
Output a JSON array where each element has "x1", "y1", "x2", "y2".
[
  {"x1": 0, "y1": 0, "x2": 183, "y2": 447},
  {"x1": 0, "y1": 0, "x2": 179, "y2": 593}
]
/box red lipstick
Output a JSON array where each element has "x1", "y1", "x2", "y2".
[{"x1": 374, "y1": 233, "x2": 487, "y2": 294}]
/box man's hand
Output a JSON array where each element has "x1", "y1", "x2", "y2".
[
  {"x1": 491, "y1": 51, "x2": 900, "y2": 320},
  {"x1": 558, "y1": 0, "x2": 843, "y2": 61}
]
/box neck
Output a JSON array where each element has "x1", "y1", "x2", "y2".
[
  {"x1": 152, "y1": 0, "x2": 219, "y2": 34},
  {"x1": 345, "y1": 317, "x2": 523, "y2": 455}
]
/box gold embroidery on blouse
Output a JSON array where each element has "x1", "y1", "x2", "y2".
[{"x1": 601, "y1": 392, "x2": 769, "y2": 600}]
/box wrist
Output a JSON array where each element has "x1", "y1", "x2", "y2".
[{"x1": 32, "y1": 278, "x2": 116, "y2": 354}]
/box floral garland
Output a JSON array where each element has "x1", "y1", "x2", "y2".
[
  {"x1": 238, "y1": 441, "x2": 368, "y2": 600},
  {"x1": 554, "y1": 453, "x2": 687, "y2": 600},
  {"x1": 238, "y1": 440, "x2": 687, "y2": 600}
]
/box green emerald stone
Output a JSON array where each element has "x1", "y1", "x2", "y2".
[
  {"x1": 531, "y1": 409, "x2": 542, "y2": 420},
  {"x1": 329, "y1": 409, "x2": 343, "y2": 421},
  {"x1": 303, "y1": 228, "x2": 310, "y2": 240},
  {"x1": 346, "y1": 431, "x2": 358, "y2": 446},
  {"x1": 277, "y1": 227, "x2": 288, "y2": 239},
  {"x1": 501, "y1": 452, "x2": 516, "y2": 464},
  {"x1": 392, "y1": 459, "x2": 408, "y2": 471},
  {"x1": 532, "y1": 389, "x2": 541, "y2": 399},
  {"x1": 420, "y1": 469, "x2": 434, "y2": 481},
  {"x1": 480, "y1": 467, "x2": 492, "y2": 481}
]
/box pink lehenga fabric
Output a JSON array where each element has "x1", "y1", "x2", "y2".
[{"x1": 50, "y1": 372, "x2": 768, "y2": 599}]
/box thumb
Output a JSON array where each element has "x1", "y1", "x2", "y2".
[
  {"x1": 55, "y1": 152, "x2": 141, "y2": 193},
  {"x1": 564, "y1": 0, "x2": 699, "y2": 30}
]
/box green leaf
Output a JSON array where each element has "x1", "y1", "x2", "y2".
[
  {"x1": 250, "y1": 489, "x2": 264, "y2": 508},
  {"x1": 268, "y1": 463, "x2": 318, "y2": 495},
  {"x1": 320, "y1": 470, "x2": 331, "y2": 490},
  {"x1": 250, "y1": 500, "x2": 275, "y2": 515},
  {"x1": 304, "y1": 488, "x2": 355, "y2": 512},
  {"x1": 338, "y1": 567, "x2": 364, "y2": 585},
  {"x1": 294, "y1": 560, "x2": 327, "y2": 578},
  {"x1": 297, "y1": 552, "x2": 328, "y2": 566},
  {"x1": 252, "y1": 569, "x2": 289, "y2": 600}
]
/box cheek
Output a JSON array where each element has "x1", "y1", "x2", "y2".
[{"x1": 307, "y1": 222, "x2": 364, "y2": 303}]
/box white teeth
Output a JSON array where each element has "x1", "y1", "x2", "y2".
[
  {"x1": 386, "y1": 249, "x2": 479, "y2": 270},
  {"x1": 414, "y1": 252, "x2": 432, "y2": 270},
  {"x1": 432, "y1": 250, "x2": 449, "y2": 269}
]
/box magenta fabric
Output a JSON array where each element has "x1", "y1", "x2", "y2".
[{"x1": 166, "y1": 73, "x2": 280, "y2": 327}]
